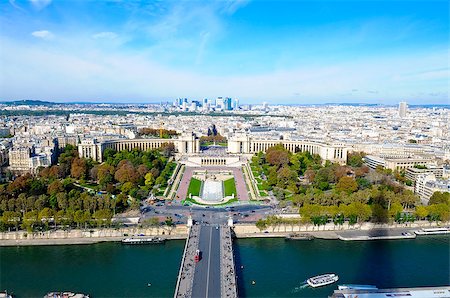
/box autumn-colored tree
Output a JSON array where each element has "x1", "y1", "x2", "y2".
[
  {"x1": 49, "y1": 165, "x2": 64, "y2": 179},
  {"x1": 336, "y1": 176, "x2": 358, "y2": 194},
  {"x1": 47, "y1": 180, "x2": 64, "y2": 196},
  {"x1": 139, "y1": 128, "x2": 178, "y2": 138},
  {"x1": 334, "y1": 166, "x2": 349, "y2": 180},
  {"x1": 7, "y1": 174, "x2": 31, "y2": 194},
  {"x1": 114, "y1": 160, "x2": 139, "y2": 184},
  {"x1": 266, "y1": 145, "x2": 290, "y2": 167},
  {"x1": 304, "y1": 169, "x2": 315, "y2": 183},
  {"x1": 71, "y1": 157, "x2": 87, "y2": 180},
  {"x1": 137, "y1": 164, "x2": 149, "y2": 176}
]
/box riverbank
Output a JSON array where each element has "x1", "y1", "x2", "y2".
[
  {"x1": 232, "y1": 220, "x2": 446, "y2": 240},
  {"x1": 0, "y1": 226, "x2": 188, "y2": 246},
  {"x1": 0, "y1": 220, "x2": 447, "y2": 246}
]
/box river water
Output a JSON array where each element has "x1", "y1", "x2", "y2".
[{"x1": 1, "y1": 236, "x2": 448, "y2": 297}]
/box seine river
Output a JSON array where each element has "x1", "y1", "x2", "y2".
[{"x1": 1, "y1": 236, "x2": 449, "y2": 297}]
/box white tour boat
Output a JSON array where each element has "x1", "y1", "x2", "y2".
[
  {"x1": 414, "y1": 227, "x2": 450, "y2": 235},
  {"x1": 307, "y1": 273, "x2": 339, "y2": 288},
  {"x1": 121, "y1": 237, "x2": 165, "y2": 244}
]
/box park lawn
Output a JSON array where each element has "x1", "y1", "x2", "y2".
[
  {"x1": 187, "y1": 177, "x2": 202, "y2": 196},
  {"x1": 79, "y1": 181, "x2": 99, "y2": 188},
  {"x1": 223, "y1": 178, "x2": 237, "y2": 197}
]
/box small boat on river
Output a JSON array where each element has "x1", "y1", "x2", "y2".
[
  {"x1": 307, "y1": 273, "x2": 339, "y2": 288},
  {"x1": 44, "y1": 292, "x2": 89, "y2": 298},
  {"x1": 121, "y1": 237, "x2": 165, "y2": 244}
]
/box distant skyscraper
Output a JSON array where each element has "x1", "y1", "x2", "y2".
[
  {"x1": 234, "y1": 98, "x2": 239, "y2": 110},
  {"x1": 224, "y1": 97, "x2": 232, "y2": 110},
  {"x1": 399, "y1": 101, "x2": 407, "y2": 118},
  {"x1": 216, "y1": 97, "x2": 223, "y2": 109}
]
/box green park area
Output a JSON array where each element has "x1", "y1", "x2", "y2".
[
  {"x1": 251, "y1": 145, "x2": 449, "y2": 228},
  {"x1": 187, "y1": 177, "x2": 202, "y2": 197},
  {"x1": 0, "y1": 144, "x2": 177, "y2": 232},
  {"x1": 223, "y1": 178, "x2": 237, "y2": 197}
]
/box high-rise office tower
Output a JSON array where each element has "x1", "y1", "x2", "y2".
[
  {"x1": 234, "y1": 98, "x2": 239, "y2": 110},
  {"x1": 399, "y1": 101, "x2": 407, "y2": 118},
  {"x1": 216, "y1": 97, "x2": 223, "y2": 109},
  {"x1": 224, "y1": 97, "x2": 232, "y2": 110}
]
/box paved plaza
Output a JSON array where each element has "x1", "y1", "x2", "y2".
[{"x1": 176, "y1": 167, "x2": 250, "y2": 202}]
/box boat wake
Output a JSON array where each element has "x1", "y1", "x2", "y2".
[{"x1": 291, "y1": 281, "x2": 309, "y2": 293}]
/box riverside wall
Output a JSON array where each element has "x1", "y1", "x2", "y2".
[
  {"x1": 232, "y1": 220, "x2": 444, "y2": 238},
  {"x1": 0, "y1": 226, "x2": 189, "y2": 243},
  {"x1": 0, "y1": 220, "x2": 446, "y2": 246}
]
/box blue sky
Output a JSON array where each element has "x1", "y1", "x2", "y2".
[{"x1": 0, "y1": 0, "x2": 448, "y2": 104}]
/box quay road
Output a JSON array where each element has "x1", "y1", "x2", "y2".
[
  {"x1": 191, "y1": 225, "x2": 221, "y2": 298},
  {"x1": 174, "y1": 223, "x2": 238, "y2": 298}
]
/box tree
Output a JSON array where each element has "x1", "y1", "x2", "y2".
[
  {"x1": 415, "y1": 206, "x2": 429, "y2": 220},
  {"x1": 266, "y1": 145, "x2": 290, "y2": 167},
  {"x1": 429, "y1": 192, "x2": 450, "y2": 205},
  {"x1": 1, "y1": 211, "x2": 20, "y2": 231},
  {"x1": 56, "y1": 192, "x2": 68, "y2": 210},
  {"x1": 354, "y1": 166, "x2": 369, "y2": 178},
  {"x1": 304, "y1": 169, "x2": 315, "y2": 183},
  {"x1": 93, "y1": 209, "x2": 112, "y2": 227},
  {"x1": 97, "y1": 164, "x2": 115, "y2": 187},
  {"x1": 121, "y1": 182, "x2": 134, "y2": 194},
  {"x1": 389, "y1": 202, "x2": 403, "y2": 219},
  {"x1": 145, "y1": 172, "x2": 155, "y2": 188},
  {"x1": 347, "y1": 151, "x2": 365, "y2": 167},
  {"x1": 71, "y1": 158, "x2": 87, "y2": 180},
  {"x1": 255, "y1": 219, "x2": 267, "y2": 232},
  {"x1": 22, "y1": 211, "x2": 38, "y2": 232},
  {"x1": 38, "y1": 207, "x2": 54, "y2": 230},
  {"x1": 47, "y1": 180, "x2": 64, "y2": 196},
  {"x1": 427, "y1": 204, "x2": 450, "y2": 222},
  {"x1": 371, "y1": 204, "x2": 388, "y2": 223},
  {"x1": 336, "y1": 176, "x2": 358, "y2": 194},
  {"x1": 54, "y1": 210, "x2": 65, "y2": 229},
  {"x1": 74, "y1": 210, "x2": 84, "y2": 228},
  {"x1": 398, "y1": 190, "x2": 419, "y2": 209},
  {"x1": 114, "y1": 160, "x2": 138, "y2": 184},
  {"x1": 277, "y1": 165, "x2": 297, "y2": 187}
]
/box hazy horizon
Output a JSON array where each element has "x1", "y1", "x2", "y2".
[{"x1": 0, "y1": 0, "x2": 448, "y2": 105}]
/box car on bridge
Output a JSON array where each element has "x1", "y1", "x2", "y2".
[{"x1": 194, "y1": 249, "x2": 202, "y2": 263}]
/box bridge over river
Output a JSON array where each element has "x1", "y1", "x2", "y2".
[{"x1": 174, "y1": 224, "x2": 238, "y2": 298}]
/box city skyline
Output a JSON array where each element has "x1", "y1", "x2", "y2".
[{"x1": 0, "y1": 0, "x2": 448, "y2": 104}]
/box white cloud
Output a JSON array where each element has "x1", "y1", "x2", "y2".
[
  {"x1": 29, "y1": 0, "x2": 52, "y2": 10},
  {"x1": 92, "y1": 32, "x2": 118, "y2": 40},
  {"x1": 221, "y1": 0, "x2": 250, "y2": 15},
  {"x1": 31, "y1": 30, "x2": 54, "y2": 40},
  {"x1": 9, "y1": 0, "x2": 25, "y2": 11}
]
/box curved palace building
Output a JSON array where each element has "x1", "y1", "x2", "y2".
[
  {"x1": 227, "y1": 134, "x2": 347, "y2": 163},
  {"x1": 78, "y1": 132, "x2": 347, "y2": 164}
]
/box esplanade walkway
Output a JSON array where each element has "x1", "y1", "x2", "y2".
[{"x1": 174, "y1": 224, "x2": 238, "y2": 298}]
